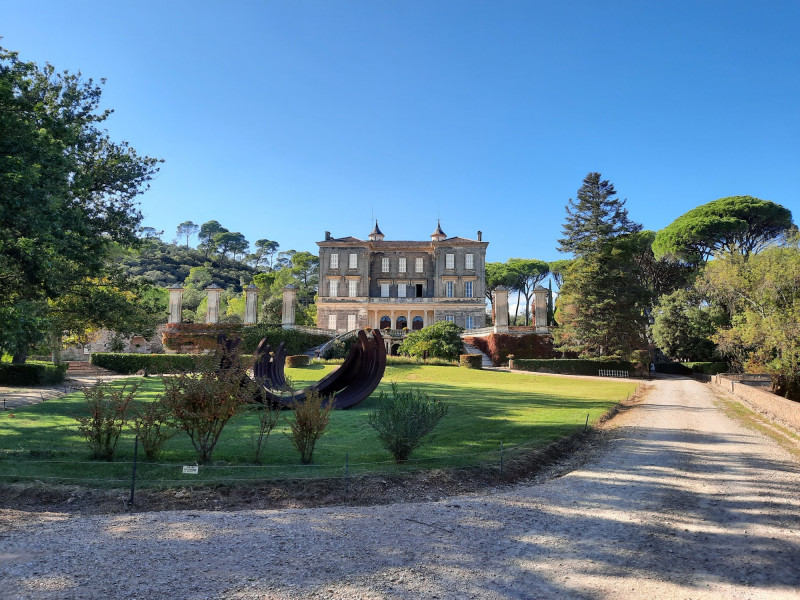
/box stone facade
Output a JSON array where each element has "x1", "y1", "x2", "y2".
[{"x1": 316, "y1": 222, "x2": 488, "y2": 333}]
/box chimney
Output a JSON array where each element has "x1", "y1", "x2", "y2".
[
  {"x1": 325, "y1": 231, "x2": 331, "y2": 241},
  {"x1": 477, "y1": 230, "x2": 482, "y2": 241}
]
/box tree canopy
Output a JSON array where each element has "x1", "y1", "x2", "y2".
[{"x1": 652, "y1": 196, "x2": 794, "y2": 264}]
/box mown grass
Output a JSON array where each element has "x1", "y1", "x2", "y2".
[{"x1": 0, "y1": 365, "x2": 638, "y2": 486}]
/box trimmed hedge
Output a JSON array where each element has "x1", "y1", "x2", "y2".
[
  {"x1": 463, "y1": 333, "x2": 555, "y2": 367},
  {"x1": 0, "y1": 361, "x2": 68, "y2": 385},
  {"x1": 286, "y1": 355, "x2": 310, "y2": 368},
  {"x1": 239, "y1": 325, "x2": 332, "y2": 355},
  {"x1": 91, "y1": 353, "x2": 254, "y2": 374},
  {"x1": 511, "y1": 358, "x2": 634, "y2": 376},
  {"x1": 655, "y1": 361, "x2": 728, "y2": 375},
  {"x1": 460, "y1": 354, "x2": 483, "y2": 369},
  {"x1": 162, "y1": 324, "x2": 333, "y2": 356}
]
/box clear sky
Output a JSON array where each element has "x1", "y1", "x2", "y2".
[{"x1": 3, "y1": 0, "x2": 798, "y2": 264}]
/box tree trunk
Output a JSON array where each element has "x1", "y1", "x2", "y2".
[{"x1": 11, "y1": 351, "x2": 28, "y2": 364}]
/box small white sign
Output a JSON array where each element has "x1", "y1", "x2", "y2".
[{"x1": 182, "y1": 466, "x2": 199, "y2": 475}]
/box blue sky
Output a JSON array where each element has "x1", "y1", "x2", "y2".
[{"x1": 3, "y1": 1, "x2": 798, "y2": 265}]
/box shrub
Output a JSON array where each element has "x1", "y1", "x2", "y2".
[
  {"x1": 399, "y1": 321, "x2": 464, "y2": 361},
  {"x1": 76, "y1": 381, "x2": 139, "y2": 460},
  {"x1": 462, "y1": 333, "x2": 555, "y2": 367},
  {"x1": 161, "y1": 342, "x2": 257, "y2": 464},
  {"x1": 368, "y1": 383, "x2": 449, "y2": 462},
  {"x1": 323, "y1": 333, "x2": 358, "y2": 359},
  {"x1": 460, "y1": 354, "x2": 482, "y2": 369},
  {"x1": 239, "y1": 325, "x2": 332, "y2": 355},
  {"x1": 161, "y1": 323, "x2": 244, "y2": 352},
  {"x1": 249, "y1": 386, "x2": 283, "y2": 464},
  {"x1": 683, "y1": 362, "x2": 728, "y2": 375},
  {"x1": 91, "y1": 352, "x2": 254, "y2": 374},
  {"x1": 132, "y1": 398, "x2": 176, "y2": 460},
  {"x1": 286, "y1": 355, "x2": 310, "y2": 368},
  {"x1": 511, "y1": 358, "x2": 633, "y2": 376},
  {"x1": 286, "y1": 389, "x2": 335, "y2": 464},
  {"x1": 0, "y1": 361, "x2": 68, "y2": 385}
]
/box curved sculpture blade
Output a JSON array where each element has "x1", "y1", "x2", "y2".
[{"x1": 252, "y1": 329, "x2": 386, "y2": 409}]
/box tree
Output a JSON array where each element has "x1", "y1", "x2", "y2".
[
  {"x1": 651, "y1": 289, "x2": 722, "y2": 362},
  {"x1": 696, "y1": 241, "x2": 800, "y2": 397},
  {"x1": 548, "y1": 259, "x2": 572, "y2": 289},
  {"x1": 198, "y1": 220, "x2": 228, "y2": 257},
  {"x1": 250, "y1": 239, "x2": 279, "y2": 270},
  {"x1": 653, "y1": 196, "x2": 794, "y2": 265},
  {"x1": 399, "y1": 320, "x2": 464, "y2": 361},
  {"x1": 506, "y1": 258, "x2": 549, "y2": 325},
  {"x1": 558, "y1": 172, "x2": 641, "y2": 257},
  {"x1": 214, "y1": 231, "x2": 248, "y2": 260},
  {"x1": 0, "y1": 46, "x2": 161, "y2": 361},
  {"x1": 176, "y1": 221, "x2": 199, "y2": 248},
  {"x1": 485, "y1": 262, "x2": 516, "y2": 324}
]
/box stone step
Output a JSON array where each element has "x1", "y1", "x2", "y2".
[
  {"x1": 462, "y1": 343, "x2": 494, "y2": 368},
  {"x1": 65, "y1": 361, "x2": 115, "y2": 376}
]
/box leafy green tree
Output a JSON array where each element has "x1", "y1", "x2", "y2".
[
  {"x1": 651, "y1": 289, "x2": 722, "y2": 362},
  {"x1": 176, "y1": 221, "x2": 199, "y2": 248},
  {"x1": 548, "y1": 259, "x2": 572, "y2": 289},
  {"x1": 214, "y1": 231, "x2": 249, "y2": 260},
  {"x1": 485, "y1": 262, "x2": 516, "y2": 324},
  {"x1": 506, "y1": 258, "x2": 549, "y2": 325},
  {"x1": 399, "y1": 320, "x2": 464, "y2": 361},
  {"x1": 0, "y1": 46, "x2": 161, "y2": 361},
  {"x1": 696, "y1": 241, "x2": 800, "y2": 397},
  {"x1": 653, "y1": 196, "x2": 794, "y2": 265},
  {"x1": 250, "y1": 239, "x2": 279, "y2": 270},
  {"x1": 558, "y1": 172, "x2": 641, "y2": 257},
  {"x1": 198, "y1": 220, "x2": 228, "y2": 257}
]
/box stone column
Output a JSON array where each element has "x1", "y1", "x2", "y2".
[
  {"x1": 244, "y1": 284, "x2": 259, "y2": 325},
  {"x1": 205, "y1": 283, "x2": 223, "y2": 324},
  {"x1": 493, "y1": 286, "x2": 509, "y2": 333},
  {"x1": 168, "y1": 284, "x2": 184, "y2": 324},
  {"x1": 282, "y1": 284, "x2": 298, "y2": 328},
  {"x1": 533, "y1": 285, "x2": 549, "y2": 331}
]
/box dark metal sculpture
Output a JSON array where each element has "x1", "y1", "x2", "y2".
[{"x1": 252, "y1": 329, "x2": 386, "y2": 409}]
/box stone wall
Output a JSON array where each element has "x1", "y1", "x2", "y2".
[{"x1": 711, "y1": 374, "x2": 800, "y2": 432}]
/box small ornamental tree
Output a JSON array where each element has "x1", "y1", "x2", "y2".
[
  {"x1": 368, "y1": 383, "x2": 449, "y2": 462},
  {"x1": 286, "y1": 390, "x2": 335, "y2": 464},
  {"x1": 132, "y1": 398, "x2": 176, "y2": 460},
  {"x1": 76, "y1": 381, "x2": 139, "y2": 460},
  {"x1": 399, "y1": 320, "x2": 464, "y2": 361},
  {"x1": 161, "y1": 340, "x2": 256, "y2": 464}
]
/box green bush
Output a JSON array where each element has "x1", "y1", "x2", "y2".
[
  {"x1": 286, "y1": 355, "x2": 310, "y2": 368},
  {"x1": 368, "y1": 383, "x2": 449, "y2": 462},
  {"x1": 398, "y1": 321, "x2": 464, "y2": 361},
  {"x1": 654, "y1": 362, "x2": 692, "y2": 374},
  {"x1": 460, "y1": 354, "x2": 482, "y2": 369},
  {"x1": 683, "y1": 362, "x2": 728, "y2": 375},
  {"x1": 511, "y1": 358, "x2": 633, "y2": 376},
  {"x1": 239, "y1": 325, "x2": 332, "y2": 355},
  {"x1": 286, "y1": 389, "x2": 335, "y2": 464},
  {"x1": 76, "y1": 381, "x2": 139, "y2": 460},
  {"x1": 0, "y1": 361, "x2": 68, "y2": 385},
  {"x1": 323, "y1": 333, "x2": 358, "y2": 359},
  {"x1": 90, "y1": 353, "x2": 255, "y2": 374}
]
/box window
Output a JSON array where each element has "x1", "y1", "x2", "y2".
[
  {"x1": 445, "y1": 315, "x2": 455, "y2": 323},
  {"x1": 446, "y1": 253, "x2": 454, "y2": 269},
  {"x1": 329, "y1": 280, "x2": 338, "y2": 297},
  {"x1": 380, "y1": 316, "x2": 391, "y2": 329},
  {"x1": 415, "y1": 257, "x2": 423, "y2": 273},
  {"x1": 328, "y1": 314, "x2": 337, "y2": 330},
  {"x1": 465, "y1": 281, "x2": 473, "y2": 298},
  {"x1": 330, "y1": 253, "x2": 339, "y2": 269},
  {"x1": 465, "y1": 315, "x2": 474, "y2": 329},
  {"x1": 380, "y1": 283, "x2": 390, "y2": 297},
  {"x1": 465, "y1": 253, "x2": 474, "y2": 269},
  {"x1": 349, "y1": 253, "x2": 357, "y2": 269},
  {"x1": 348, "y1": 280, "x2": 358, "y2": 297},
  {"x1": 446, "y1": 281, "x2": 454, "y2": 297},
  {"x1": 381, "y1": 257, "x2": 389, "y2": 272},
  {"x1": 396, "y1": 316, "x2": 407, "y2": 329},
  {"x1": 415, "y1": 283, "x2": 423, "y2": 297},
  {"x1": 398, "y1": 257, "x2": 406, "y2": 273},
  {"x1": 347, "y1": 314, "x2": 357, "y2": 331},
  {"x1": 397, "y1": 283, "x2": 407, "y2": 298},
  {"x1": 412, "y1": 316, "x2": 424, "y2": 330}
]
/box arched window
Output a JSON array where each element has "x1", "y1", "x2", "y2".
[
  {"x1": 412, "y1": 316, "x2": 424, "y2": 330},
  {"x1": 396, "y1": 316, "x2": 407, "y2": 330},
  {"x1": 380, "y1": 316, "x2": 391, "y2": 329}
]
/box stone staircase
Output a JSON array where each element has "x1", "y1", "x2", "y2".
[
  {"x1": 462, "y1": 342, "x2": 494, "y2": 368},
  {"x1": 65, "y1": 361, "x2": 116, "y2": 377}
]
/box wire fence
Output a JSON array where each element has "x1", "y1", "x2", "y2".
[{"x1": 598, "y1": 369, "x2": 629, "y2": 378}]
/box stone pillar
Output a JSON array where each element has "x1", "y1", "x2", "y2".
[
  {"x1": 533, "y1": 285, "x2": 549, "y2": 331},
  {"x1": 282, "y1": 284, "x2": 298, "y2": 328},
  {"x1": 168, "y1": 284, "x2": 184, "y2": 324},
  {"x1": 205, "y1": 283, "x2": 223, "y2": 324},
  {"x1": 244, "y1": 284, "x2": 259, "y2": 325},
  {"x1": 493, "y1": 286, "x2": 509, "y2": 333}
]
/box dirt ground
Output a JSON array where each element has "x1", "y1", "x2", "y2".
[{"x1": 1, "y1": 376, "x2": 799, "y2": 599}]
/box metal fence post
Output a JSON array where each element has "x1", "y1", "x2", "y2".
[
  {"x1": 499, "y1": 441, "x2": 504, "y2": 477},
  {"x1": 128, "y1": 435, "x2": 139, "y2": 507},
  {"x1": 344, "y1": 452, "x2": 349, "y2": 498}
]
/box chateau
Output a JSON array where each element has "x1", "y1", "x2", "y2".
[{"x1": 316, "y1": 222, "x2": 488, "y2": 333}]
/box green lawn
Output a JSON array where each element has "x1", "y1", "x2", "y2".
[{"x1": 0, "y1": 365, "x2": 637, "y2": 486}]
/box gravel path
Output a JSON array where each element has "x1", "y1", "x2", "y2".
[{"x1": 2, "y1": 377, "x2": 799, "y2": 599}]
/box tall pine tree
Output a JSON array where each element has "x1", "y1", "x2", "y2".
[{"x1": 554, "y1": 173, "x2": 648, "y2": 357}]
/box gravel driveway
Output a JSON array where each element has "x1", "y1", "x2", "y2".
[{"x1": 1, "y1": 377, "x2": 799, "y2": 599}]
